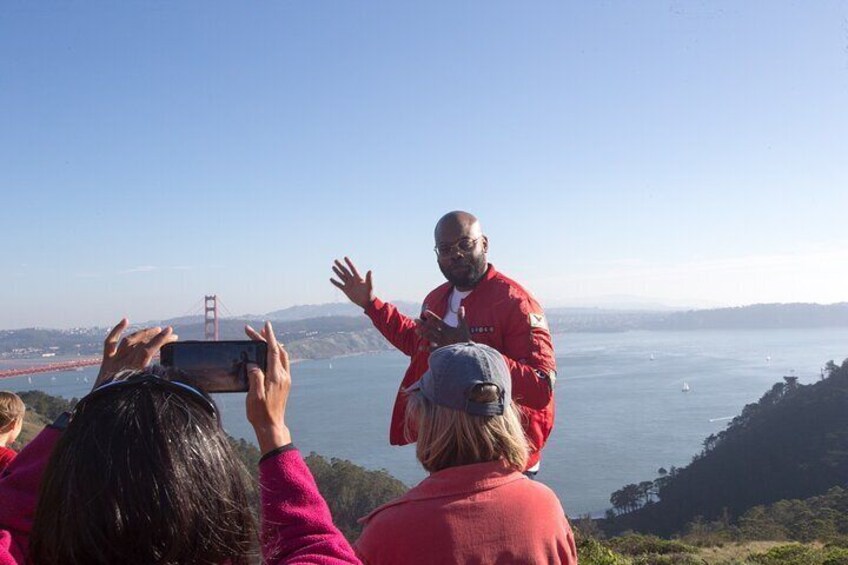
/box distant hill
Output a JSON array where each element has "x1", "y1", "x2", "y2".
[
  {"x1": 548, "y1": 302, "x2": 848, "y2": 333},
  {"x1": 603, "y1": 357, "x2": 848, "y2": 537},
  {"x1": 265, "y1": 301, "x2": 420, "y2": 321},
  {"x1": 546, "y1": 308, "x2": 664, "y2": 333},
  {"x1": 168, "y1": 316, "x2": 373, "y2": 340},
  {"x1": 648, "y1": 303, "x2": 848, "y2": 330},
  {"x1": 0, "y1": 327, "x2": 104, "y2": 358}
]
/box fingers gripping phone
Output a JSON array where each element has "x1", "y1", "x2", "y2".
[{"x1": 160, "y1": 341, "x2": 268, "y2": 393}]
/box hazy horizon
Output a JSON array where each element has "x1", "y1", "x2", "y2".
[
  {"x1": 4, "y1": 296, "x2": 848, "y2": 332},
  {"x1": 3, "y1": 2, "x2": 846, "y2": 328}
]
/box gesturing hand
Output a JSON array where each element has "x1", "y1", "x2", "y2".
[
  {"x1": 244, "y1": 321, "x2": 292, "y2": 454},
  {"x1": 95, "y1": 318, "x2": 178, "y2": 389},
  {"x1": 330, "y1": 256, "x2": 374, "y2": 309},
  {"x1": 415, "y1": 307, "x2": 472, "y2": 351}
]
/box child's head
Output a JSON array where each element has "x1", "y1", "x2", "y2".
[{"x1": 0, "y1": 391, "x2": 26, "y2": 446}]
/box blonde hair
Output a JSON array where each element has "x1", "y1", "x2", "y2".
[
  {"x1": 405, "y1": 383, "x2": 530, "y2": 473},
  {"x1": 0, "y1": 391, "x2": 25, "y2": 429}
]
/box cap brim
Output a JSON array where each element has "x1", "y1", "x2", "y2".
[
  {"x1": 403, "y1": 367, "x2": 433, "y2": 396},
  {"x1": 403, "y1": 380, "x2": 423, "y2": 394}
]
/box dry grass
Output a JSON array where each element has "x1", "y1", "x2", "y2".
[
  {"x1": 696, "y1": 541, "x2": 822, "y2": 565},
  {"x1": 14, "y1": 411, "x2": 52, "y2": 447}
]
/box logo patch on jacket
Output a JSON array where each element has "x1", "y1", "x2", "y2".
[{"x1": 529, "y1": 312, "x2": 549, "y2": 331}]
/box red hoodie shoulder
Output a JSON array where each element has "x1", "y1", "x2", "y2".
[{"x1": 480, "y1": 265, "x2": 542, "y2": 306}]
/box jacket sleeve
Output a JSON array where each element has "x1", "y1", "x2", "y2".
[
  {"x1": 498, "y1": 295, "x2": 557, "y2": 462},
  {"x1": 364, "y1": 298, "x2": 421, "y2": 358},
  {"x1": 0, "y1": 427, "x2": 63, "y2": 565},
  {"x1": 259, "y1": 448, "x2": 361, "y2": 565},
  {"x1": 501, "y1": 295, "x2": 556, "y2": 411}
]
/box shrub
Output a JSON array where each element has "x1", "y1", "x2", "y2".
[
  {"x1": 631, "y1": 554, "x2": 703, "y2": 565},
  {"x1": 822, "y1": 547, "x2": 848, "y2": 565},
  {"x1": 608, "y1": 534, "x2": 697, "y2": 556},
  {"x1": 577, "y1": 536, "x2": 632, "y2": 565},
  {"x1": 749, "y1": 544, "x2": 821, "y2": 565}
]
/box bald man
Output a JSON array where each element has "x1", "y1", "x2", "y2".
[{"x1": 331, "y1": 211, "x2": 557, "y2": 474}]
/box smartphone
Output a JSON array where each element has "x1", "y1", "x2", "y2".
[{"x1": 160, "y1": 341, "x2": 268, "y2": 393}]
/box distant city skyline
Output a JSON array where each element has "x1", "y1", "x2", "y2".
[{"x1": 2, "y1": 2, "x2": 847, "y2": 329}]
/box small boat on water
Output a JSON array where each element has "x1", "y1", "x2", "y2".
[{"x1": 682, "y1": 382, "x2": 691, "y2": 392}]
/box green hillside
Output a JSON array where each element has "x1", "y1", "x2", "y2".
[{"x1": 604, "y1": 358, "x2": 848, "y2": 537}]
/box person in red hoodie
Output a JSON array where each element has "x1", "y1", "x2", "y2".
[
  {"x1": 332, "y1": 210, "x2": 557, "y2": 474},
  {"x1": 354, "y1": 342, "x2": 576, "y2": 565},
  {"x1": 0, "y1": 319, "x2": 359, "y2": 565},
  {"x1": 0, "y1": 392, "x2": 25, "y2": 474}
]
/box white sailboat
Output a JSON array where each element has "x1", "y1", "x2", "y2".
[{"x1": 682, "y1": 382, "x2": 691, "y2": 392}]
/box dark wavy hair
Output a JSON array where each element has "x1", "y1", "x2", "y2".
[{"x1": 30, "y1": 369, "x2": 258, "y2": 565}]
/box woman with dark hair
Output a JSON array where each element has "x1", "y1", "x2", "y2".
[
  {"x1": 0, "y1": 319, "x2": 359, "y2": 565},
  {"x1": 354, "y1": 342, "x2": 577, "y2": 565}
]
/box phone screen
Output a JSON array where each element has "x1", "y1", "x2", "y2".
[{"x1": 160, "y1": 341, "x2": 267, "y2": 393}]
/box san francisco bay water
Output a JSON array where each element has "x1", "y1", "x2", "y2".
[{"x1": 3, "y1": 328, "x2": 847, "y2": 516}]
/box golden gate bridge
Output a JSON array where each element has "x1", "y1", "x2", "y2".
[{"x1": 0, "y1": 295, "x2": 222, "y2": 380}]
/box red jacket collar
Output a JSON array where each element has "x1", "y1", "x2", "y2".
[
  {"x1": 480, "y1": 263, "x2": 498, "y2": 284},
  {"x1": 359, "y1": 459, "x2": 525, "y2": 523}
]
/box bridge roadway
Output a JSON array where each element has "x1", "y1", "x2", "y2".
[{"x1": 0, "y1": 358, "x2": 102, "y2": 379}]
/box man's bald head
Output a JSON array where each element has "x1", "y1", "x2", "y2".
[{"x1": 434, "y1": 211, "x2": 482, "y2": 241}]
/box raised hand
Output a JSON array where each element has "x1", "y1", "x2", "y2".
[
  {"x1": 330, "y1": 256, "x2": 374, "y2": 309},
  {"x1": 95, "y1": 318, "x2": 178, "y2": 388},
  {"x1": 415, "y1": 307, "x2": 472, "y2": 351},
  {"x1": 244, "y1": 321, "x2": 292, "y2": 454}
]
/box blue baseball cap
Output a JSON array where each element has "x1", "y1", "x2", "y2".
[{"x1": 406, "y1": 342, "x2": 511, "y2": 416}]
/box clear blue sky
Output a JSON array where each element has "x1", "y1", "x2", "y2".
[{"x1": 2, "y1": 1, "x2": 847, "y2": 329}]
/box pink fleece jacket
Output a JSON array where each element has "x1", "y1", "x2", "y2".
[
  {"x1": 355, "y1": 460, "x2": 578, "y2": 565},
  {"x1": 0, "y1": 427, "x2": 360, "y2": 565}
]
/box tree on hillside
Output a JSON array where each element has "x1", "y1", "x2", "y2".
[
  {"x1": 17, "y1": 390, "x2": 78, "y2": 421},
  {"x1": 305, "y1": 453, "x2": 408, "y2": 541}
]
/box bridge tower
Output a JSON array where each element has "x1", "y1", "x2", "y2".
[{"x1": 204, "y1": 295, "x2": 219, "y2": 341}]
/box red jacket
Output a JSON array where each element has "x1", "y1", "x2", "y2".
[
  {"x1": 365, "y1": 264, "x2": 557, "y2": 469},
  {"x1": 0, "y1": 448, "x2": 15, "y2": 475},
  {"x1": 354, "y1": 460, "x2": 577, "y2": 565}
]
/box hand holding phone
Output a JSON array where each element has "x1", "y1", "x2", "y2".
[
  {"x1": 244, "y1": 322, "x2": 292, "y2": 454},
  {"x1": 96, "y1": 319, "x2": 178, "y2": 390}
]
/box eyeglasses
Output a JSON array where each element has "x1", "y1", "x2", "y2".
[
  {"x1": 434, "y1": 237, "x2": 481, "y2": 257},
  {"x1": 80, "y1": 373, "x2": 219, "y2": 424}
]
